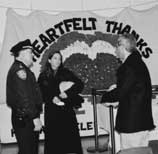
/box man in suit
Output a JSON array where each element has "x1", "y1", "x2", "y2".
[
  {"x1": 6, "y1": 39, "x2": 43, "y2": 154},
  {"x1": 100, "y1": 33, "x2": 155, "y2": 150}
]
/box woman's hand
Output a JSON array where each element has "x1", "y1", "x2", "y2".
[
  {"x1": 52, "y1": 96, "x2": 61, "y2": 104},
  {"x1": 52, "y1": 96, "x2": 65, "y2": 106},
  {"x1": 59, "y1": 92, "x2": 68, "y2": 99}
]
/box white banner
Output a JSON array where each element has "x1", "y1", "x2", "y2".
[{"x1": 1, "y1": 7, "x2": 158, "y2": 103}]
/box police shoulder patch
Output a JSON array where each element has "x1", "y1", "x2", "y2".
[{"x1": 16, "y1": 69, "x2": 27, "y2": 80}]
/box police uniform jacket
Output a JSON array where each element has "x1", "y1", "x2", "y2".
[{"x1": 6, "y1": 60, "x2": 43, "y2": 120}]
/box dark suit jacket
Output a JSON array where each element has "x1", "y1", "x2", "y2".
[{"x1": 101, "y1": 50, "x2": 155, "y2": 133}]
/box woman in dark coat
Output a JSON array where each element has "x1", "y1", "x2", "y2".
[{"x1": 38, "y1": 51, "x2": 84, "y2": 154}]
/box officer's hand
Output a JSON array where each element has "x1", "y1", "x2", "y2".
[{"x1": 33, "y1": 118, "x2": 42, "y2": 131}]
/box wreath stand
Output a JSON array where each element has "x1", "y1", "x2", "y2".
[{"x1": 87, "y1": 88, "x2": 109, "y2": 153}]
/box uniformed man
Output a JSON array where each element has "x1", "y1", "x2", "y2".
[{"x1": 6, "y1": 39, "x2": 43, "y2": 154}]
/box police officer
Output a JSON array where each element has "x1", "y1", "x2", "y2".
[{"x1": 6, "y1": 39, "x2": 43, "y2": 154}]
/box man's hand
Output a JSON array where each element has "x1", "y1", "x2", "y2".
[
  {"x1": 105, "y1": 84, "x2": 118, "y2": 107},
  {"x1": 108, "y1": 84, "x2": 117, "y2": 91},
  {"x1": 33, "y1": 118, "x2": 42, "y2": 131},
  {"x1": 101, "y1": 84, "x2": 118, "y2": 108}
]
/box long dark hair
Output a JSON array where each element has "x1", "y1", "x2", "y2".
[{"x1": 42, "y1": 51, "x2": 63, "y2": 77}]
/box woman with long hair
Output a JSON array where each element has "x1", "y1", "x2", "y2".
[{"x1": 38, "y1": 51, "x2": 84, "y2": 154}]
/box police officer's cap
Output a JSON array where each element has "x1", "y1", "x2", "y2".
[{"x1": 10, "y1": 39, "x2": 34, "y2": 57}]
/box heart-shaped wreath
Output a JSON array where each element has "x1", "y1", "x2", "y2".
[
  {"x1": 64, "y1": 52, "x2": 120, "y2": 94},
  {"x1": 39, "y1": 31, "x2": 121, "y2": 95}
]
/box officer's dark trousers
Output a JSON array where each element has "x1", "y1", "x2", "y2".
[{"x1": 12, "y1": 115, "x2": 39, "y2": 154}]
